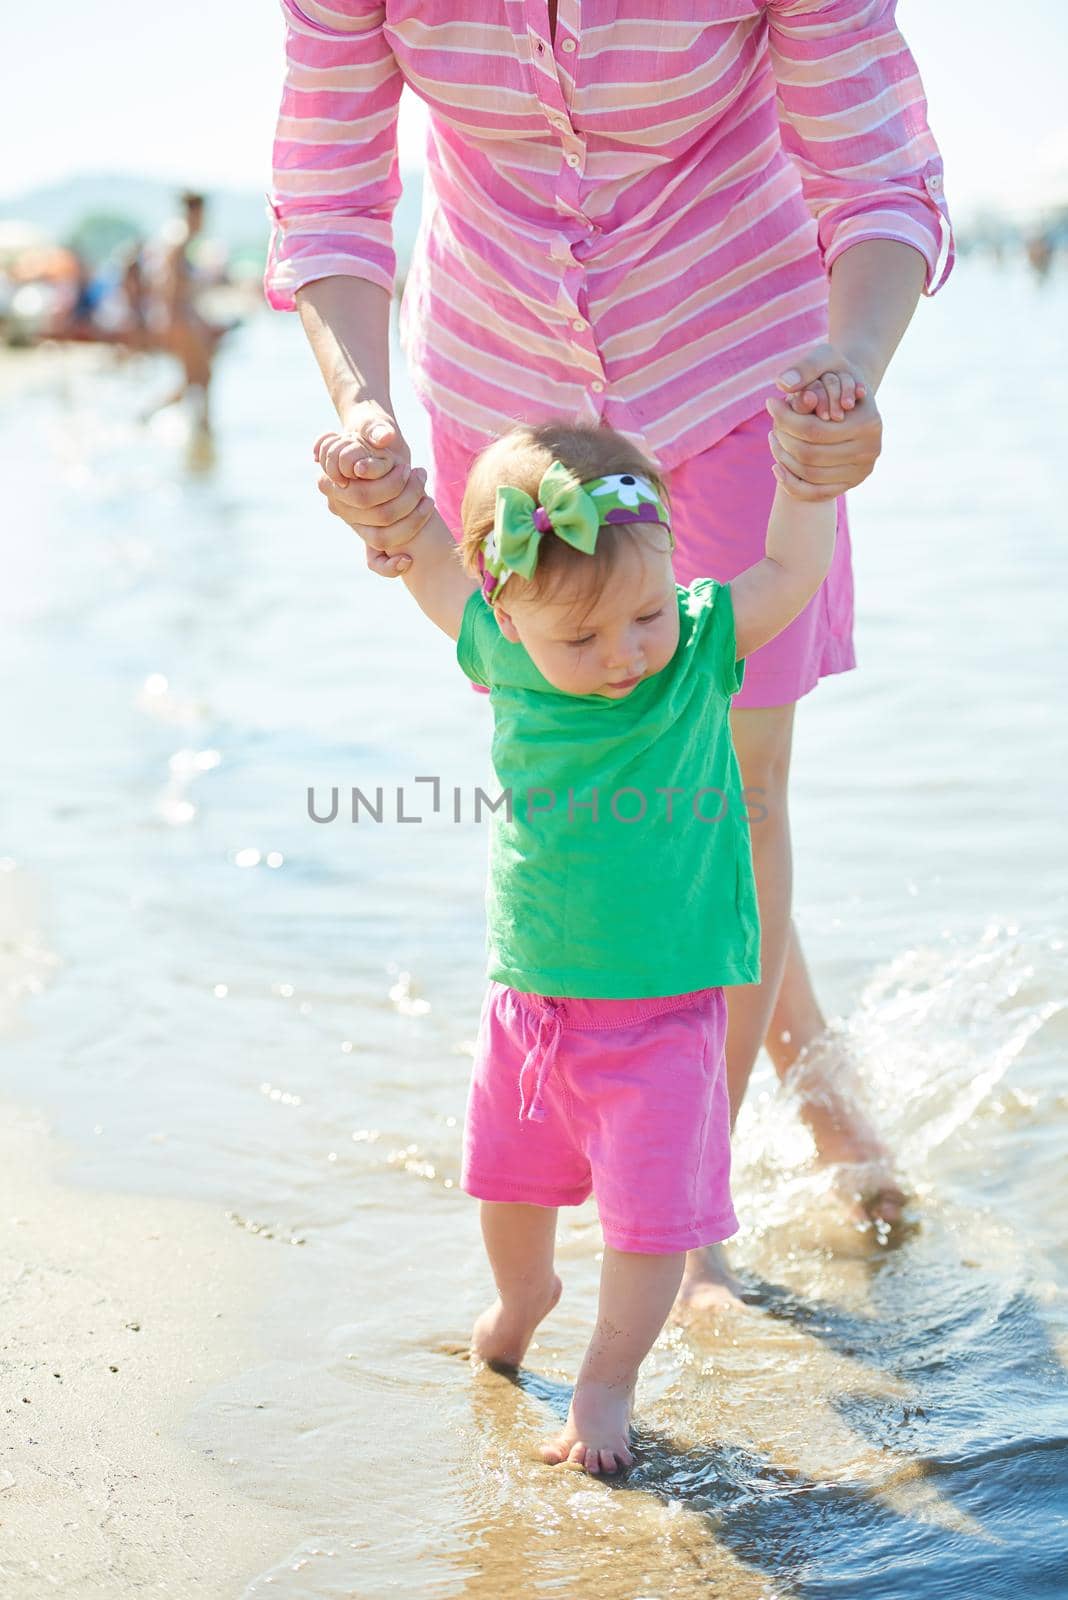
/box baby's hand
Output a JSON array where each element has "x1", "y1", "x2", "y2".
[
  {"x1": 786, "y1": 370, "x2": 867, "y2": 422},
  {"x1": 313, "y1": 429, "x2": 432, "y2": 576},
  {"x1": 314, "y1": 429, "x2": 398, "y2": 487},
  {"x1": 775, "y1": 345, "x2": 869, "y2": 423}
]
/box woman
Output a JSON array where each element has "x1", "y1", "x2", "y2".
[{"x1": 266, "y1": 1, "x2": 953, "y2": 1307}]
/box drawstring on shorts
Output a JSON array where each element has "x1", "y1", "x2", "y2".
[{"x1": 516, "y1": 999, "x2": 562, "y2": 1123}]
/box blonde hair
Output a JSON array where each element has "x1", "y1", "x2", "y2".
[{"x1": 457, "y1": 420, "x2": 672, "y2": 615}]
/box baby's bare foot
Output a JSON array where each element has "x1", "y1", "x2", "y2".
[
  {"x1": 539, "y1": 1377, "x2": 635, "y2": 1474},
  {"x1": 470, "y1": 1274, "x2": 562, "y2": 1370}
]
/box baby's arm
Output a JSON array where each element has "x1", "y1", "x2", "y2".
[
  {"x1": 729, "y1": 481, "x2": 836, "y2": 661},
  {"x1": 393, "y1": 510, "x2": 478, "y2": 641},
  {"x1": 316, "y1": 433, "x2": 476, "y2": 640}
]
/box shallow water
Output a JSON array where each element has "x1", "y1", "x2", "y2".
[{"x1": 1, "y1": 255, "x2": 1066, "y2": 1598}]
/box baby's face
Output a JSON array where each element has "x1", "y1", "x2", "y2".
[{"x1": 495, "y1": 539, "x2": 679, "y2": 698}]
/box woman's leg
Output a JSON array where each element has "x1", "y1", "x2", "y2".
[
  {"x1": 677, "y1": 701, "x2": 903, "y2": 1310},
  {"x1": 539, "y1": 1246, "x2": 687, "y2": 1475},
  {"x1": 470, "y1": 1200, "x2": 562, "y2": 1369},
  {"x1": 724, "y1": 708, "x2": 901, "y2": 1217},
  {"x1": 675, "y1": 704, "x2": 795, "y2": 1307},
  {"x1": 766, "y1": 924, "x2": 904, "y2": 1221},
  {"x1": 701, "y1": 704, "x2": 903, "y2": 1162},
  {"x1": 721, "y1": 703, "x2": 798, "y2": 1122}
]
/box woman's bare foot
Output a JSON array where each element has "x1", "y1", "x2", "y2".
[
  {"x1": 674, "y1": 1241, "x2": 747, "y2": 1315},
  {"x1": 789, "y1": 1041, "x2": 907, "y2": 1226},
  {"x1": 538, "y1": 1377, "x2": 635, "y2": 1474},
  {"x1": 470, "y1": 1274, "x2": 562, "y2": 1370}
]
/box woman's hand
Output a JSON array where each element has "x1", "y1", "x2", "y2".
[
  {"x1": 775, "y1": 342, "x2": 869, "y2": 422},
  {"x1": 767, "y1": 343, "x2": 882, "y2": 501},
  {"x1": 313, "y1": 406, "x2": 435, "y2": 576}
]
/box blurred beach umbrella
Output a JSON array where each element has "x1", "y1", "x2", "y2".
[{"x1": 64, "y1": 211, "x2": 140, "y2": 267}]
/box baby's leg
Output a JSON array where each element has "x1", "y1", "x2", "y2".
[
  {"x1": 471, "y1": 1201, "x2": 562, "y2": 1369},
  {"x1": 540, "y1": 1246, "x2": 686, "y2": 1475}
]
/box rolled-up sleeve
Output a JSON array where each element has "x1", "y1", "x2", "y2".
[
  {"x1": 265, "y1": 0, "x2": 404, "y2": 311},
  {"x1": 766, "y1": 0, "x2": 955, "y2": 296}
]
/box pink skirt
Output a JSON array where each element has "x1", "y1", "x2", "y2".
[{"x1": 428, "y1": 406, "x2": 856, "y2": 709}]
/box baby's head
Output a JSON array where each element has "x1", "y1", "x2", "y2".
[{"x1": 458, "y1": 421, "x2": 680, "y2": 698}]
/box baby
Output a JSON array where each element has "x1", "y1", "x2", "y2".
[{"x1": 315, "y1": 417, "x2": 835, "y2": 1474}]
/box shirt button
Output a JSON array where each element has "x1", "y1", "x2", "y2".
[
  {"x1": 561, "y1": 37, "x2": 576, "y2": 52},
  {"x1": 591, "y1": 380, "x2": 604, "y2": 393},
  {"x1": 572, "y1": 318, "x2": 586, "y2": 331},
  {"x1": 565, "y1": 153, "x2": 580, "y2": 168}
]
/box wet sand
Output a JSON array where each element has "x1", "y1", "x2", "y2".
[
  {"x1": 0, "y1": 1098, "x2": 304, "y2": 1596},
  {"x1": 0, "y1": 342, "x2": 304, "y2": 1593}
]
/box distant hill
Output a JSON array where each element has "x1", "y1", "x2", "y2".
[{"x1": 0, "y1": 170, "x2": 427, "y2": 272}]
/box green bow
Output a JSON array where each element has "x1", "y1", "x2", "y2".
[
  {"x1": 493, "y1": 461, "x2": 600, "y2": 580},
  {"x1": 480, "y1": 461, "x2": 673, "y2": 604}
]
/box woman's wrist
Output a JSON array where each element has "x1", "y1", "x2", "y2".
[
  {"x1": 827, "y1": 239, "x2": 927, "y2": 395},
  {"x1": 296, "y1": 276, "x2": 395, "y2": 430},
  {"x1": 835, "y1": 342, "x2": 881, "y2": 393},
  {"x1": 338, "y1": 395, "x2": 398, "y2": 434}
]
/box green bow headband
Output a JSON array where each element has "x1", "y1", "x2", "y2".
[{"x1": 480, "y1": 462, "x2": 673, "y2": 604}]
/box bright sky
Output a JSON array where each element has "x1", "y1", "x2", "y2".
[{"x1": 3, "y1": 1, "x2": 1065, "y2": 220}]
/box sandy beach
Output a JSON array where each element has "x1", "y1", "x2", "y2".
[
  {"x1": 0, "y1": 1097, "x2": 304, "y2": 1596},
  {"x1": 0, "y1": 344, "x2": 302, "y2": 1596}
]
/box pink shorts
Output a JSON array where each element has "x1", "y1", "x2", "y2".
[
  {"x1": 461, "y1": 982, "x2": 738, "y2": 1255},
  {"x1": 429, "y1": 407, "x2": 856, "y2": 708}
]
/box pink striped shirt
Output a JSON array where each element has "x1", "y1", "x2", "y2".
[{"x1": 267, "y1": 1, "x2": 954, "y2": 470}]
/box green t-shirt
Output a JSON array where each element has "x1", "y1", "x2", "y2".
[{"x1": 456, "y1": 578, "x2": 761, "y2": 998}]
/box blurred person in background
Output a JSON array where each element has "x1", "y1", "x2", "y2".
[
  {"x1": 144, "y1": 190, "x2": 231, "y2": 433},
  {"x1": 119, "y1": 240, "x2": 150, "y2": 352},
  {"x1": 266, "y1": 3, "x2": 955, "y2": 1310}
]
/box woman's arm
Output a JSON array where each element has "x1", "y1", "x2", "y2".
[
  {"x1": 765, "y1": 0, "x2": 954, "y2": 302},
  {"x1": 827, "y1": 238, "x2": 927, "y2": 395},
  {"x1": 297, "y1": 275, "x2": 395, "y2": 433},
  {"x1": 730, "y1": 485, "x2": 836, "y2": 660},
  {"x1": 764, "y1": 236, "x2": 927, "y2": 501},
  {"x1": 267, "y1": 0, "x2": 404, "y2": 314},
  {"x1": 268, "y1": 1, "x2": 425, "y2": 545},
  {"x1": 763, "y1": 0, "x2": 954, "y2": 495},
  {"x1": 299, "y1": 276, "x2": 433, "y2": 553}
]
